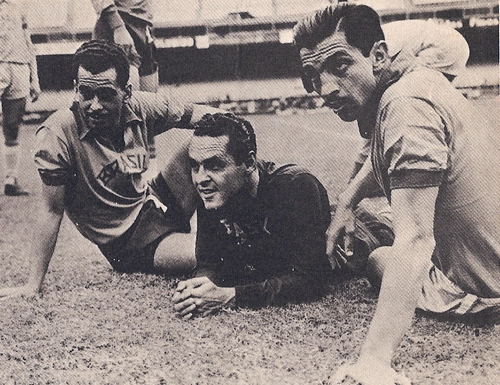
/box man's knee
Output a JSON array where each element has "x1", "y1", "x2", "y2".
[
  {"x1": 154, "y1": 232, "x2": 196, "y2": 273},
  {"x1": 366, "y1": 246, "x2": 393, "y2": 291}
]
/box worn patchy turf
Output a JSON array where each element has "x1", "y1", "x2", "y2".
[{"x1": 0, "y1": 98, "x2": 498, "y2": 384}]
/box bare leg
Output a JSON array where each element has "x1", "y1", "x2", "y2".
[
  {"x1": 154, "y1": 232, "x2": 196, "y2": 273},
  {"x1": 366, "y1": 246, "x2": 393, "y2": 292},
  {"x1": 2, "y1": 97, "x2": 28, "y2": 195}
]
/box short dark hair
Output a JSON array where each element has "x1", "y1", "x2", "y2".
[
  {"x1": 72, "y1": 40, "x2": 130, "y2": 88},
  {"x1": 193, "y1": 113, "x2": 257, "y2": 165},
  {"x1": 293, "y1": 3, "x2": 384, "y2": 57}
]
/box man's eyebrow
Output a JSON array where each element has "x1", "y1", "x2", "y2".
[
  {"x1": 319, "y1": 51, "x2": 351, "y2": 71},
  {"x1": 202, "y1": 156, "x2": 223, "y2": 164},
  {"x1": 78, "y1": 78, "x2": 117, "y2": 86},
  {"x1": 188, "y1": 155, "x2": 220, "y2": 164}
]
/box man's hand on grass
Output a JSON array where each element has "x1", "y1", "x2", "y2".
[
  {"x1": 0, "y1": 285, "x2": 39, "y2": 301},
  {"x1": 173, "y1": 277, "x2": 235, "y2": 319},
  {"x1": 327, "y1": 202, "x2": 356, "y2": 269},
  {"x1": 331, "y1": 359, "x2": 411, "y2": 385}
]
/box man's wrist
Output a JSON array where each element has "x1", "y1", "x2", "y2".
[
  {"x1": 223, "y1": 287, "x2": 236, "y2": 309},
  {"x1": 359, "y1": 345, "x2": 392, "y2": 367}
]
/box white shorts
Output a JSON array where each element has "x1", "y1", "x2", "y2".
[
  {"x1": 417, "y1": 264, "x2": 500, "y2": 317},
  {"x1": 0, "y1": 62, "x2": 30, "y2": 100}
]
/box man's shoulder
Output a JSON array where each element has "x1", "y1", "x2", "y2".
[
  {"x1": 38, "y1": 107, "x2": 77, "y2": 135},
  {"x1": 380, "y1": 68, "x2": 453, "y2": 108},
  {"x1": 260, "y1": 161, "x2": 312, "y2": 179},
  {"x1": 260, "y1": 161, "x2": 325, "y2": 193}
]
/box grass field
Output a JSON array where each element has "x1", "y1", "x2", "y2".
[{"x1": 0, "y1": 97, "x2": 499, "y2": 385}]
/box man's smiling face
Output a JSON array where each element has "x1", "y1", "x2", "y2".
[
  {"x1": 300, "y1": 31, "x2": 377, "y2": 122},
  {"x1": 75, "y1": 67, "x2": 127, "y2": 134}
]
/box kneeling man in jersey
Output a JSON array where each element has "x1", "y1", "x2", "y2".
[{"x1": 173, "y1": 113, "x2": 332, "y2": 318}]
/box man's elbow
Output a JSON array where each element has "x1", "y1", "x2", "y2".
[{"x1": 393, "y1": 232, "x2": 435, "y2": 269}]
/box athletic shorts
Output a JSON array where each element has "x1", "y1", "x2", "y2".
[
  {"x1": 0, "y1": 62, "x2": 30, "y2": 100},
  {"x1": 98, "y1": 175, "x2": 191, "y2": 273},
  {"x1": 93, "y1": 12, "x2": 157, "y2": 76},
  {"x1": 417, "y1": 264, "x2": 500, "y2": 319},
  {"x1": 351, "y1": 198, "x2": 500, "y2": 320}
]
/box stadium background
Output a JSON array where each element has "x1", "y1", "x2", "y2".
[{"x1": 27, "y1": 0, "x2": 499, "y2": 111}]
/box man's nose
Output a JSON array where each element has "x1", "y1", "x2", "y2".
[
  {"x1": 89, "y1": 96, "x2": 103, "y2": 110},
  {"x1": 318, "y1": 73, "x2": 340, "y2": 96},
  {"x1": 193, "y1": 167, "x2": 210, "y2": 185}
]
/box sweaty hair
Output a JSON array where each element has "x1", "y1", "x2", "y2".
[
  {"x1": 72, "y1": 40, "x2": 130, "y2": 88},
  {"x1": 193, "y1": 113, "x2": 257, "y2": 165},
  {"x1": 293, "y1": 3, "x2": 384, "y2": 57}
]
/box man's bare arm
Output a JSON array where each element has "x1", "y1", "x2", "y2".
[
  {"x1": 334, "y1": 186, "x2": 438, "y2": 385},
  {"x1": 0, "y1": 184, "x2": 65, "y2": 300}
]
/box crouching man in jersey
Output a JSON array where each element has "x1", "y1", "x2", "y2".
[
  {"x1": 294, "y1": 3, "x2": 500, "y2": 384},
  {"x1": 173, "y1": 113, "x2": 333, "y2": 318},
  {"x1": 0, "y1": 40, "x2": 220, "y2": 299}
]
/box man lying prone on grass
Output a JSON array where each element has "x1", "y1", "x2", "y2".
[{"x1": 173, "y1": 113, "x2": 334, "y2": 318}]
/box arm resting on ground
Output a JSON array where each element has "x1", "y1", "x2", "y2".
[
  {"x1": 334, "y1": 186, "x2": 438, "y2": 385},
  {"x1": 0, "y1": 184, "x2": 65, "y2": 299}
]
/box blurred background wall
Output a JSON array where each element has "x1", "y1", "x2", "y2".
[{"x1": 28, "y1": 0, "x2": 498, "y2": 90}]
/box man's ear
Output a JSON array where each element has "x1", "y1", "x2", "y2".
[
  {"x1": 244, "y1": 151, "x2": 257, "y2": 173},
  {"x1": 73, "y1": 80, "x2": 79, "y2": 101},
  {"x1": 123, "y1": 83, "x2": 132, "y2": 100},
  {"x1": 370, "y1": 40, "x2": 389, "y2": 73}
]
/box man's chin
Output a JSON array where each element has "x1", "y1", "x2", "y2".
[
  {"x1": 336, "y1": 108, "x2": 358, "y2": 122},
  {"x1": 86, "y1": 116, "x2": 110, "y2": 130},
  {"x1": 202, "y1": 199, "x2": 223, "y2": 211}
]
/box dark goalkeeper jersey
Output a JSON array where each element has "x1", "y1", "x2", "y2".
[{"x1": 194, "y1": 161, "x2": 332, "y2": 309}]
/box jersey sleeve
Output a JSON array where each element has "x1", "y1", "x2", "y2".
[
  {"x1": 34, "y1": 125, "x2": 74, "y2": 186},
  {"x1": 130, "y1": 91, "x2": 194, "y2": 135},
  {"x1": 235, "y1": 172, "x2": 332, "y2": 308},
  {"x1": 380, "y1": 97, "x2": 448, "y2": 190}
]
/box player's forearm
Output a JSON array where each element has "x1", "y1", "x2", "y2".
[
  {"x1": 235, "y1": 270, "x2": 325, "y2": 309},
  {"x1": 26, "y1": 210, "x2": 63, "y2": 291},
  {"x1": 359, "y1": 240, "x2": 433, "y2": 365},
  {"x1": 338, "y1": 159, "x2": 378, "y2": 209}
]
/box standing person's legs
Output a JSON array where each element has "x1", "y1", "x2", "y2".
[
  {"x1": 2, "y1": 97, "x2": 28, "y2": 194},
  {"x1": 0, "y1": 62, "x2": 30, "y2": 195},
  {"x1": 119, "y1": 14, "x2": 160, "y2": 180}
]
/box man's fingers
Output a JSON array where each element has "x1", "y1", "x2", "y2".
[
  {"x1": 344, "y1": 215, "x2": 356, "y2": 257},
  {"x1": 175, "y1": 281, "x2": 187, "y2": 292},
  {"x1": 188, "y1": 276, "x2": 210, "y2": 287},
  {"x1": 182, "y1": 312, "x2": 193, "y2": 320},
  {"x1": 344, "y1": 234, "x2": 354, "y2": 257},
  {"x1": 174, "y1": 299, "x2": 196, "y2": 315},
  {"x1": 179, "y1": 304, "x2": 196, "y2": 318},
  {"x1": 326, "y1": 222, "x2": 342, "y2": 258}
]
